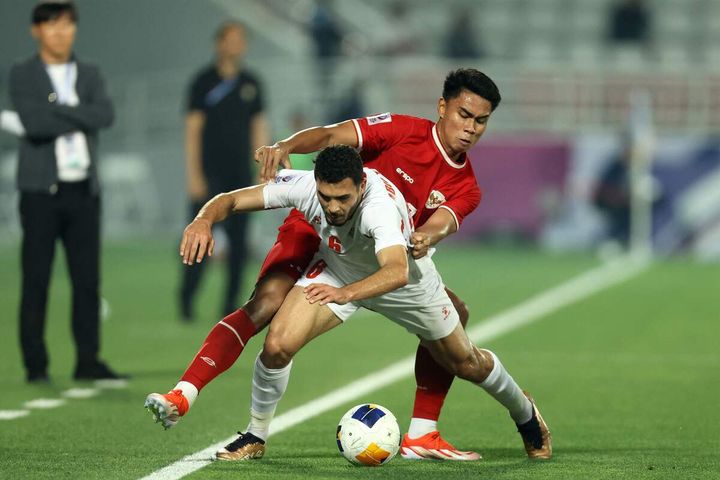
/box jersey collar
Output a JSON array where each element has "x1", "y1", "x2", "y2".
[{"x1": 432, "y1": 124, "x2": 467, "y2": 169}]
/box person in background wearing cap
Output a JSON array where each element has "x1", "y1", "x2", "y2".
[{"x1": 7, "y1": 1, "x2": 125, "y2": 382}]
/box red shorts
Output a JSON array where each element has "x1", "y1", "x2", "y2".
[{"x1": 257, "y1": 209, "x2": 320, "y2": 282}]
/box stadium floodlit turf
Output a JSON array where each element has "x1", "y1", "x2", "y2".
[{"x1": 1, "y1": 240, "x2": 718, "y2": 479}]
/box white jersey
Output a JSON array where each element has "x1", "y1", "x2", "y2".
[
  {"x1": 263, "y1": 168, "x2": 458, "y2": 341},
  {"x1": 264, "y1": 168, "x2": 412, "y2": 285}
]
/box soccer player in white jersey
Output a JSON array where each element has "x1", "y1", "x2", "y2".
[{"x1": 146, "y1": 145, "x2": 551, "y2": 461}]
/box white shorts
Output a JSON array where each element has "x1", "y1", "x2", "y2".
[{"x1": 295, "y1": 254, "x2": 459, "y2": 341}]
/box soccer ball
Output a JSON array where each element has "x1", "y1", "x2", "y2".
[{"x1": 336, "y1": 403, "x2": 401, "y2": 466}]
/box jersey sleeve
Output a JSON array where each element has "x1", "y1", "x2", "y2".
[
  {"x1": 186, "y1": 73, "x2": 206, "y2": 112},
  {"x1": 351, "y1": 113, "x2": 415, "y2": 153},
  {"x1": 360, "y1": 204, "x2": 408, "y2": 254},
  {"x1": 263, "y1": 170, "x2": 315, "y2": 212},
  {"x1": 439, "y1": 181, "x2": 482, "y2": 230}
]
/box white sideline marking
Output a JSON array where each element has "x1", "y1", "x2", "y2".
[
  {"x1": 95, "y1": 379, "x2": 130, "y2": 389},
  {"x1": 140, "y1": 254, "x2": 649, "y2": 480},
  {"x1": 24, "y1": 398, "x2": 66, "y2": 409},
  {"x1": 0, "y1": 410, "x2": 30, "y2": 420},
  {"x1": 62, "y1": 388, "x2": 100, "y2": 399},
  {"x1": 466, "y1": 253, "x2": 649, "y2": 342},
  {"x1": 3, "y1": 377, "x2": 131, "y2": 422}
]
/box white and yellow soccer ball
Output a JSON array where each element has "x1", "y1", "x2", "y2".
[{"x1": 336, "y1": 403, "x2": 401, "y2": 466}]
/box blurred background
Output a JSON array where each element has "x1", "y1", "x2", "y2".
[{"x1": 1, "y1": 0, "x2": 719, "y2": 258}]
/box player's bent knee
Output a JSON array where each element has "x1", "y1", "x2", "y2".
[
  {"x1": 453, "y1": 360, "x2": 480, "y2": 382},
  {"x1": 436, "y1": 353, "x2": 472, "y2": 379},
  {"x1": 451, "y1": 349, "x2": 494, "y2": 383},
  {"x1": 474, "y1": 347, "x2": 496, "y2": 380},
  {"x1": 261, "y1": 335, "x2": 295, "y2": 368}
]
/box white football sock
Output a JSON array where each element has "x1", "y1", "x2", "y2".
[
  {"x1": 478, "y1": 350, "x2": 533, "y2": 424},
  {"x1": 246, "y1": 353, "x2": 293, "y2": 441},
  {"x1": 407, "y1": 418, "x2": 438, "y2": 439},
  {"x1": 173, "y1": 380, "x2": 198, "y2": 408}
]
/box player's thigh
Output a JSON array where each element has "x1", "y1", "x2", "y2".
[
  {"x1": 294, "y1": 254, "x2": 360, "y2": 323},
  {"x1": 247, "y1": 212, "x2": 320, "y2": 327},
  {"x1": 445, "y1": 287, "x2": 469, "y2": 328},
  {"x1": 264, "y1": 286, "x2": 342, "y2": 359},
  {"x1": 244, "y1": 270, "x2": 296, "y2": 329}
]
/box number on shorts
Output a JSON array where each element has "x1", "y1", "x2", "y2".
[{"x1": 306, "y1": 259, "x2": 327, "y2": 279}]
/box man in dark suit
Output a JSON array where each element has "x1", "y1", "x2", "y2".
[{"x1": 8, "y1": 1, "x2": 124, "y2": 382}]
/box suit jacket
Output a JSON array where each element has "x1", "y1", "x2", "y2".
[{"x1": 9, "y1": 54, "x2": 114, "y2": 195}]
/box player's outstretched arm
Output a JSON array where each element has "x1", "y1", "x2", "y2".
[
  {"x1": 180, "y1": 184, "x2": 266, "y2": 265},
  {"x1": 410, "y1": 208, "x2": 458, "y2": 259},
  {"x1": 255, "y1": 120, "x2": 358, "y2": 182}
]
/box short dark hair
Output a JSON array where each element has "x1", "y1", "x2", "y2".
[
  {"x1": 314, "y1": 145, "x2": 363, "y2": 186},
  {"x1": 32, "y1": 1, "x2": 77, "y2": 25},
  {"x1": 442, "y1": 68, "x2": 501, "y2": 111},
  {"x1": 215, "y1": 20, "x2": 246, "y2": 42}
]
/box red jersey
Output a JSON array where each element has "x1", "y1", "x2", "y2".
[
  {"x1": 259, "y1": 113, "x2": 482, "y2": 283},
  {"x1": 351, "y1": 113, "x2": 481, "y2": 230}
]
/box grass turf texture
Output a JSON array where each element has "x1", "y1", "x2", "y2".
[{"x1": 0, "y1": 240, "x2": 718, "y2": 479}]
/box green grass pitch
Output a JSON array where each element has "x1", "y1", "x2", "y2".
[{"x1": 0, "y1": 240, "x2": 718, "y2": 479}]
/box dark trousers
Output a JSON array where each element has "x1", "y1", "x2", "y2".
[
  {"x1": 180, "y1": 200, "x2": 248, "y2": 317},
  {"x1": 19, "y1": 182, "x2": 101, "y2": 375}
]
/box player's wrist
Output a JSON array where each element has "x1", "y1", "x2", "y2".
[
  {"x1": 192, "y1": 217, "x2": 213, "y2": 228},
  {"x1": 275, "y1": 140, "x2": 291, "y2": 154},
  {"x1": 341, "y1": 286, "x2": 357, "y2": 303}
]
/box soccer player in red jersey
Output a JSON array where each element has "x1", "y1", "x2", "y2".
[{"x1": 145, "y1": 69, "x2": 552, "y2": 461}]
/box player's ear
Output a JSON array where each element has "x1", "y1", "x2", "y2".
[{"x1": 437, "y1": 97, "x2": 446, "y2": 119}]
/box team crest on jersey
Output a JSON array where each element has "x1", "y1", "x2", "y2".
[
  {"x1": 425, "y1": 190, "x2": 446, "y2": 209},
  {"x1": 442, "y1": 306, "x2": 451, "y2": 319},
  {"x1": 311, "y1": 215, "x2": 321, "y2": 225},
  {"x1": 366, "y1": 112, "x2": 392, "y2": 125},
  {"x1": 240, "y1": 83, "x2": 257, "y2": 102}
]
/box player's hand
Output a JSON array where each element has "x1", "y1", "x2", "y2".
[
  {"x1": 255, "y1": 143, "x2": 292, "y2": 183},
  {"x1": 304, "y1": 283, "x2": 351, "y2": 305},
  {"x1": 410, "y1": 232, "x2": 432, "y2": 259},
  {"x1": 180, "y1": 218, "x2": 214, "y2": 265}
]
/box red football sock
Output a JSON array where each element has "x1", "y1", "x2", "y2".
[
  {"x1": 411, "y1": 345, "x2": 455, "y2": 421},
  {"x1": 180, "y1": 308, "x2": 257, "y2": 391}
]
